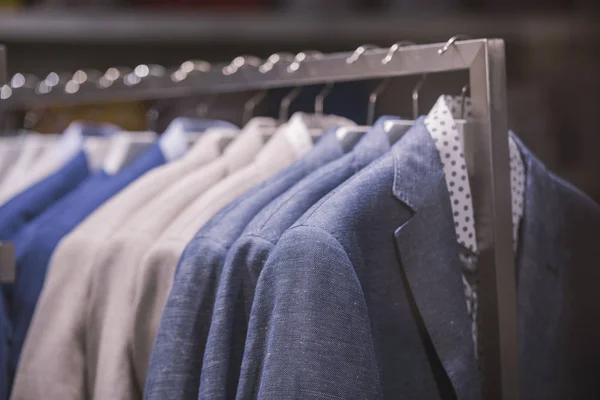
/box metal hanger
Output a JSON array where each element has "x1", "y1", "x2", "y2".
[
  {"x1": 411, "y1": 74, "x2": 427, "y2": 121},
  {"x1": 382, "y1": 41, "x2": 424, "y2": 132},
  {"x1": 345, "y1": 44, "x2": 378, "y2": 64},
  {"x1": 315, "y1": 83, "x2": 333, "y2": 116},
  {"x1": 314, "y1": 80, "x2": 361, "y2": 150},
  {"x1": 438, "y1": 34, "x2": 471, "y2": 55},
  {"x1": 243, "y1": 53, "x2": 295, "y2": 124},
  {"x1": 278, "y1": 87, "x2": 302, "y2": 125},
  {"x1": 335, "y1": 44, "x2": 382, "y2": 145},
  {"x1": 279, "y1": 51, "x2": 321, "y2": 123},
  {"x1": 243, "y1": 91, "x2": 267, "y2": 125},
  {"x1": 369, "y1": 41, "x2": 416, "y2": 126},
  {"x1": 386, "y1": 37, "x2": 472, "y2": 133}
]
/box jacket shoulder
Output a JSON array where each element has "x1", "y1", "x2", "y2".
[{"x1": 293, "y1": 153, "x2": 395, "y2": 230}]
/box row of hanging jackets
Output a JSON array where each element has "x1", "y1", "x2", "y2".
[{"x1": 0, "y1": 94, "x2": 599, "y2": 400}]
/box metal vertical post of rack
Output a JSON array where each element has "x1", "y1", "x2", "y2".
[
  {"x1": 0, "y1": 39, "x2": 520, "y2": 399},
  {"x1": 0, "y1": 44, "x2": 6, "y2": 85},
  {"x1": 0, "y1": 42, "x2": 16, "y2": 286},
  {"x1": 462, "y1": 39, "x2": 520, "y2": 400}
]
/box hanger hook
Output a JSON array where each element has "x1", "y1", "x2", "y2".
[
  {"x1": 279, "y1": 50, "x2": 322, "y2": 123},
  {"x1": 243, "y1": 90, "x2": 268, "y2": 124},
  {"x1": 171, "y1": 60, "x2": 211, "y2": 82},
  {"x1": 366, "y1": 41, "x2": 415, "y2": 125},
  {"x1": 412, "y1": 74, "x2": 427, "y2": 120},
  {"x1": 460, "y1": 84, "x2": 470, "y2": 119},
  {"x1": 315, "y1": 83, "x2": 334, "y2": 115},
  {"x1": 287, "y1": 51, "x2": 323, "y2": 73},
  {"x1": 279, "y1": 87, "x2": 302, "y2": 124},
  {"x1": 98, "y1": 67, "x2": 131, "y2": 89},
  {"x1": 381, "y1": 41, "x2": 416, "y2": 65},
  {"x1": 222, "y1": 55, "x2": 261, "y2": 76},
  {"x1": 438, "y1": 35, "x2": 471, "y2": 55},
  {"x1": 346, "y1": 44, "x2": 379, "y2": 64},
  {"x1": 259, "y1": 52, "x2": 295, "y2": 74},
  {"x1": 367, "y1": 78, "x2": 390, "y2": 125},
  {"x1": 242, "y1": 53, "x2": 297, "y2": 124}
]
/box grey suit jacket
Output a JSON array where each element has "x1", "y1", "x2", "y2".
[{"x1": 238, "y1": 119, "x2": 600, "y2": 399}]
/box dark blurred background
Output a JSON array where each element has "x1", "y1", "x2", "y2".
[{"x1": 0, "y1": 0, "x2": 599, "y2": 200}]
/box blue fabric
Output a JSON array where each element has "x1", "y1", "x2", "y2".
[
  {"x1": 236, "y1": 119, "x2": 479, "y2": 399},
  {"x1": 0, "y1": 151, "x2": 90, "y2": 241},
  {"x1": 237, "y1": 120, "x2": 600, "y2": 399},
  {"x1": 198, "y1": 117, "x2": 398, "y2": 400},
  {"x1": 5, "y1": 142, "x2": 166, "y2": 390},
  {"x1": 145, "y1": 128, "x2": 347, "y2": 400},
  {"x1": 510, "y1": 133, "x2": 600, "y2": 399}
]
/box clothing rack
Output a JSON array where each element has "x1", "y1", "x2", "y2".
[{"x1": 0, "y1": 38, "x2": 520, "y2": 399}]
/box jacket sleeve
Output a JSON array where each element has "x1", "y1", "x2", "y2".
[
  {"x1": 142, "y1": 237, "x2": 224, "y2": 400},
  {"x1": 236, "y1": 225, "x2": 383, "y2": 400},
  {"x1": 199, "y1": 235, "x2": 274, "y2": 399}
]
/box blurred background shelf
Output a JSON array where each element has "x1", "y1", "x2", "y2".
[{"x1": 0, "y1": 11, "x2": 597, "y2": 45}]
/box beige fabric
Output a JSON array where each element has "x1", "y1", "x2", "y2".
[
  {"x1": 0, "y1": 134, "x2": 51, "y2": 202},
  {"x1": 0, "y1": 137, "x2": 23, "y2": 190},
  {"x1": 82, "y1": 118, "x2": 275, "y2": 400},
  {"x1": 10, "y1": 127, "x2": 239, "y2": 400}
]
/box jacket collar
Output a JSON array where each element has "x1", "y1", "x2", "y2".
[{"x1": 391, "y1": 118, "x2": 482, "y2": 400}]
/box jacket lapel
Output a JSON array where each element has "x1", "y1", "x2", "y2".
[
  {"x1": 511, "y1": 133, "x2": 569, "y2": 398},
  {"x1": 391, "y1": 119, "x2": 481, "y2": 400}
]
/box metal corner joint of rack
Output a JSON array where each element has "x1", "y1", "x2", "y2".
[{"x1": 0, "y1": 38, "x2": 520, "y2": 399}]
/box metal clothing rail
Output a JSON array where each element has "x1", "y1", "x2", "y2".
[{"x1": 0, "y1": 38, "x2": 519, "y2": 399}]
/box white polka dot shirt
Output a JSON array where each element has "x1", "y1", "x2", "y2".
[{"x1": 424, "y1": 95, "x2": 526, "y2": 352}]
